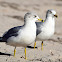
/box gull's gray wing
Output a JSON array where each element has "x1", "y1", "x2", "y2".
[
  {"x1": 36, "y1": 22, "x2": 44, "y2": 36},
  {"x1": 2, "y1": 26, "x2": 23, "y2": 41}
]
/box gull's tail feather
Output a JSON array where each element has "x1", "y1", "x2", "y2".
[{"x1": 0, "y1": 37, "x2": 5, "y2": 42}]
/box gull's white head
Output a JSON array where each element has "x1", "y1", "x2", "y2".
[
  {"x1": 46, "y1": 9, "x2": 58, "y2": 18},
  {"x1": 24, "y1": 12, "x2": 42, "y2": 22}
]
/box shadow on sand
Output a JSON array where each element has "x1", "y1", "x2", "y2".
[
  {"x1": 0, "y1": 52, "x2": 11, "y2": 56},
  {"x1": 27, "y1": 46, "x2": 37, "y2": 49}
]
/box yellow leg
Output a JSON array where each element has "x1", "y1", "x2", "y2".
[
  {"x1": 34, "y1": 41, "x2": 36, "y2": 49},
  {"x1": 14, "y1": 47, "x2": 16, "y2": 57},
  {"x1": 41, "y1": 41, "x2": 43, "y2": 50},
  {"x1": 25, "y1": 48, "x2": 27, "y2": 59}
]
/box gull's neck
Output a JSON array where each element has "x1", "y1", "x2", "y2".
[
  {"x1": 46, "y1": 15, "x2": 55, "y2": 22},
  {"x1": 45, "y1": 16, "x2": 55, "y2": 28},
  {"x1": 24, "y1": 19, "x2": 36, "y2": 28}
]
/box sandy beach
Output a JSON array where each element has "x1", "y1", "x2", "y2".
[{"x1": 0, "y1": 0, "x2": 62, "y2": 62}]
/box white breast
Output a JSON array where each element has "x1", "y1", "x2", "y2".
[{"x1": 19, "y1": 23, "x2": 36, "y2": 46}]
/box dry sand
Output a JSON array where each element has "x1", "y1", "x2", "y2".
[{"x1": 0, "y1": 0, "x2": 62, "y2": 62}]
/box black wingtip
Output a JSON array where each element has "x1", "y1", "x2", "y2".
[
  {"x1": 0, "y1": 37, "x2": 6, "y2": 42},
  {"x1": 0, "y1": 37, "x2": 2, "y2": 40}
]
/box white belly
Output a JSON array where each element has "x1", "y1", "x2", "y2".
[{"x1": 36, "y1": 26, "x2": 55, "y2": 41}]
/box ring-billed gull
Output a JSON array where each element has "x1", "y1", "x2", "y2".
[
  {"x1": 0, "y1": 12, "x2": 42, "y2": 59},
  {"x1": 34, "y1": 9, "x2": 58, "y2": 50}
]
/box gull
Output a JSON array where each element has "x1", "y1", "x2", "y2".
[
  {"x1": 0, "y1": 12, "x2": 42, "y2": 59},
  {"x1": 34, "y1": 9, "x2": 58, "y2": 50}
]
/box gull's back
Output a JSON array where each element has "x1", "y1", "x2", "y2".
[{"x1": 2, "y1": 26, "x2": 23, "y2": 42}]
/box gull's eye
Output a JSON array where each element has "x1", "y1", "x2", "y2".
[
  {"x1": 34, "y1": 15, "x2": 37, "y2": 18},
  {"x1": 50, "y1": 11, "x2": 52, "y2": 13}
]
